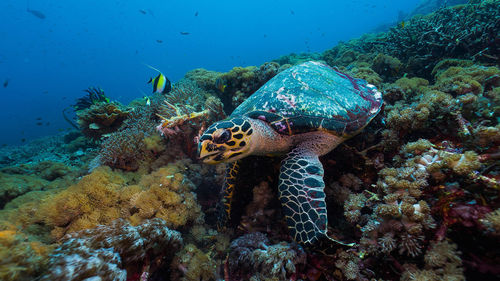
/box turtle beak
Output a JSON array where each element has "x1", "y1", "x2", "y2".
[{"x1": 198, "y1": 140, "x2": 223, "y2": 164}]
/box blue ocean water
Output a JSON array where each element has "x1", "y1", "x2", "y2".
[{"x1": 0, "y1": 0, "x2": 421, "y2": 145}]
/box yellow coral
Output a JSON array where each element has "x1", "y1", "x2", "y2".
[
  {"x1": 395, "y1": 77, "x2": 429, "y2": 96},
  {"x1": 39, "y1": 162, "x2": 202, "y2": 239},
  {"x1": 0, "y1": 229, "x2": 51, "y2": 281},
  {"x1": 143, "y1": 134, "x2": 165, "y2": 153},
  {"x1": 482, "y1": 209, "x2": 500, "y2": 235},
  {"x1": 434, "y1": 65, "x2": 499, "y2": 96},
  {"x1": 172, "y1": 243, "x2": 217, "y2": 281},
  {"x1": 442, "y1": 151, "x2": 481, "y2": 175},
  {"x1": 402, "y1": 139, "x2": 434, "y2": 155}
]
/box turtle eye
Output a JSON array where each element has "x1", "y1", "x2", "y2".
[{"x1": 215, "y1": 129, "x2": 231, "y2": 144}]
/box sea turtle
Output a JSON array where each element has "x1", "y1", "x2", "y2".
[{"x1": 198, "y1": 61, "x2": 382, "y2": 249}]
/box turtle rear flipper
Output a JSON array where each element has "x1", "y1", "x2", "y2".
[
  {"x1": 279, "y1": 147, "x2": 354, "y2": 250},
  {"x1": 216, "y1": 161, "x2": 240, "y2": 231}
]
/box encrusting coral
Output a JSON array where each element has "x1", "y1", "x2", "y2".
[{"x1": 41, "y1": 218, "x2": 183, "y2": 281}]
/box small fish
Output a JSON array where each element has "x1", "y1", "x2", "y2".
[
  {"x1": 194, "y1": 11, "x2": 198, "y2": 16},
  {"x1": 139, "y1": 9, "x2": 147, "y2": 15},
  {"x1": 36, "y1": 117, "x2": 42, "y2": 120},
  {"x1": 21, "y1": 138, "x2": 26, "y2": 143},
  {"x1": 36, "y1": 122, "x2": 43, "y2": 126},
  {"x1": 3, "y1": 79, "x2": 8, "y2": 88},
  {"x1": 143, "y1": 96, "x2": 151, "y2": 106},
  {"x1": 400, "y1": 21, "x2": 405, "y2": 28},
  {"x1": 290, "y1": 10, "x2": 295, "y2": 15},
  {"x1": 215, "y1": 77, "x2": 227, "y2": 93},
  {"x1": 145, "y1": 64, "x2": 172, "y2": 94},
  {"x1": 156, "y1": 39, "x2": 163, "y2": 43},
  {"x1": 180, "y1": 31, "x2": 190, "y2": 35},
  {"x1": 27, "y1": 8, "x2": 46, "y2": 19}
]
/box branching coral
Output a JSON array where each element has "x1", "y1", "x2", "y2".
[
  {"x1": 99, "y1": 107, "x2": 161, "y2": 171},
  {"x1": 157, "y1": 96, "x2": 224, "y2": 138},
  {"x1": 321, "y1": 1, "x2": 499, "y2": 79},
  {"x1": 42, "y1": 218, "x2": 183, "y2": 281}
]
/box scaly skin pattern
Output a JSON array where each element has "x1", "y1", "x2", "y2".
[
  {"x1": 232, "y1": 61, "x2": 382, "y2": 136},
  {"x1": 216, "y1": 160, "x2": 240, "y2": 230},
  {"x1": 198, "y1": 61, "x2": 382, "y2": 250}
]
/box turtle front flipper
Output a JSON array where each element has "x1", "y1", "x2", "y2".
[
  {"x1": 216, "y1": 161, "x2": 240, "y2": 231},
  {"x1": 279, "y1": 147, "x2": 354, "y2": 250}
]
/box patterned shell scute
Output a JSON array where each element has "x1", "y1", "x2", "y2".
[{"x1": 230, "y1": 61, "x2": 383, "y2": 136}]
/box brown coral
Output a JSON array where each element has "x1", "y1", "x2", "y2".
[{"x1": 76, "y1": 102, "x2": 130, "y2": 139}]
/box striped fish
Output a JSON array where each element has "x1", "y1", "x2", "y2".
[{"x1": 146, "y1": 64, "x2": 172, "y2": 94}]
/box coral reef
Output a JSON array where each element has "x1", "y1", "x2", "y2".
[
  {"x1": 226, "y1": 232, "x2": 306, "y2": 280},
  {"x1": 321, "y1": 1, "x2": 499, "y2": 79},
  {"x1": 187, "y1": 61, "x2": 284, "y2": 113},
  {"x1": 42, "y1": 218, "x2": 183, "y2": 281},
  {"x1": 0, "y1": 160, "x2": 79, "y2": 208},
  {"x1": 0, "y1": 228, "x2": 52, "y2": 281},
  {"x1": 170, "y1": 243, "x2": 217, "y2": 281},
  {"x1": 0, "y1": 173, "x2": 49, "y2": 209},
  {"x1": 401, "y1": 240, "x2": 464, "y2": 281},
  {"x1": 155, "y1": 79, "x2": 225, "y2": 159},
  {"x1": 273, "y1": 52, "x2": 322, "y2": 66},
  {"x1": 0, "y1": 1, "x2": 498, "y2": 280},
  {"x1": 41, "y1": 162, "x2": 203, "y2": 239},
  {"x1": 99, "y1": 107, "x2": 161, "y2": 171},
  {"x1": 76, "y1": 102, "x2": 130, "y2": 140}
]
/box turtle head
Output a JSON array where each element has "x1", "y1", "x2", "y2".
[{"x1": 198, "y1": 117, "x2": 254, "y2": 164}]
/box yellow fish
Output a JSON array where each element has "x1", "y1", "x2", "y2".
[
  {"x1": 145, "y1": 64, "x2": 171, "y2": 94},
  {"x1": 215, "y1": 77, "x2": 226, "y2": 93}
]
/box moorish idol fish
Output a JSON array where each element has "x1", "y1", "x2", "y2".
[{"x1": 145, "y1": 64, "x2": 171, "y2": 94}]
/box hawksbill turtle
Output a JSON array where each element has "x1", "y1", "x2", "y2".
[{"x1": 198, "y1": 61, "x2": 382, "y2": 249}]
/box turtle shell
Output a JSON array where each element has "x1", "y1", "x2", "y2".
[{"x1": 230, "y1": 61, "x2": 383, "y2": 136}]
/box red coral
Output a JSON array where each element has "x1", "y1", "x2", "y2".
[{"x1": 433, "y1": 190, "x2": 491, "y2": 240}]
